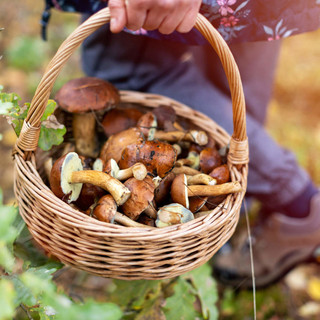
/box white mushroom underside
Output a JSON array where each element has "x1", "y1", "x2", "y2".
[{"x1": 61, "y1": 152, "x2": 83, "y2": 203}]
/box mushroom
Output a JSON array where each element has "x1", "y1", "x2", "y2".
[
  {"x1": 154, "y1": 172, "x2": 176, "y2": 206},
  {"x1": 119, "y1": 140, "x2": 177, "y2": 178},
  {"x1": 55, "y1": 77, "x2": 120, "y2": 158},
  {"x1": 103, "y1": 158, "x2": 147, "y2": 181},
  {"x1": 49, "y1": 152, "x2": 131, "y2": 205},
  {"x1": 209, "y1": 164, "x2": 230, "y2": 184},
  {"x1": 93, "y1": 195, "x2": 151, "y2": 228},
  {"x1": 176, "y1": 151, "x2": 200, "y2": 169},
  {"x1": 137, "y1": 213, "x2": 156, "y2": 227},
  {"x1": 188, "y1": 197, "x2": 208, "y2": 213},
  {"x1": 199, "y1": 147, "x2": 222, "y2": 174},
  {"x1": 121, "y1": 176, "x2": 157, "y2": 220},
  {"x1": 137, "y1": 111, "x2": 157, "y2": 140},
  {"x1": 186, "y1": 174, "x2": 217, "y2": 186},
  {"x1": 170, "y1": 174, "x2": 189, "y2": 208},
  {"x1": 172, "y1": 165, "x2": 201, "y2": 176},
  {"x1": 155, "y1": 203, "x2": 194, "y2": 228},
  {"x1": 154, "y1": 130, "x2": 208, "y2": 146},
  {"x1": 152, "y1": 105, "x2": 176, "y2": 131},
  {"x1": 170, "y1": 173, "x2": 242, "y2": 208},
  {"x1": 101, "y1": 107, "x2": 143, "y2": 137},
  {"x1": 99, "y1": 127, "x2": 144, "y2": 163}
]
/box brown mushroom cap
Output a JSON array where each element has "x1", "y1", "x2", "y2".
[
  {"x1": 49, "y1": 152, "x2": 83, "y2": 203},
  {"x1": 152, "y1": 105, "x2": 176, "y2": 131},
  {"x1": 199, "y1": 147, "x2": 222, "y2": 174},
  {"x1": 55, "y1": 77, "x2": 120, "y2": 113},
  {"x1": 100, "y1": 127, "x2": 144, "y2": 163},
  {"x1": 119, "y1": 140, "x2": 177, "y2": 178},
  {"x1": 170, "y1": 173, "x2": 189, "y2": 208},
  {"x1": 154, "y1": 172, "x2": 176, "y2": 206},
  {"x1": 121, "y1": 176, "x2": 156, "y2": 221},
  {"x1": 137, "y1": 111, "x2": 157, "y2": 140},
  {"x1": 93, "y1": 194, "x2": 118, "y2": 223},
  {"x1": 209, "y1": 164, "x2": 230, "y2": 184},
  {"x1": 102, "y1": 107, "x2": 143, "y2": 137}
]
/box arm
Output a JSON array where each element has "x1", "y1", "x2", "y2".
[{"x1": 108, "y1": 0, "x2": 202, "y2": 34}]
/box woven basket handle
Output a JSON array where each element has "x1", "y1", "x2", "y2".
[{"x1": 15, "y1": 7, "x2": 248, "y2": 165}]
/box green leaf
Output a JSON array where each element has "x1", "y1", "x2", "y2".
[
  {"x1": 10, "y1": 275, "x2": 37, "y2": 307},
  {"x1": 38, "y1": 126, "x2": 66, "y2": 151},
  {"x1": 42, "y1": 295, "x2": 123, "y2": 320},
  {"x1": 0, "y1": 242, "x2": 16, "y2": 272},
  {"x1": 162, "y1": 277, "x2": 199, "y2": 320},
  {"x1": 182, "y1": 263, "x2": 219, "y2": 320},
  {"x1": 41, "y1": 100, "x2": 57, "y2": 121},
  {"x1": 0, "y1": 278, "x2": 17, "y2": 320},
  {"x1": 110, "y1": 279, "x2": 161, "y2": 310},
  {"x1": 0, "y1": 205, "x2": 19, "y2": 243}
]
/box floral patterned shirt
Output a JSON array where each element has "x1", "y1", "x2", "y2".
[{"x1": 43, "y1": 0, "x2": 320, "y2": 44}]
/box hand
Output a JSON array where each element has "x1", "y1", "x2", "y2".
[{"x1": 108, "y1": 0, "x2": 202, "y2": 34}]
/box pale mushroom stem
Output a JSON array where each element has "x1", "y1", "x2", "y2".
[
  {"x1": 172, "y1": 166, "x2": 200, "y2": 176},
  {"x1": 114, "y1": 212, "x2": 153, "y2": 228},
  {"x1": 117, "y1": 163, "x2": 147, "y2": 181},
  {"x1": 187, "y1": 174, "x2": 217, "y2": 186},
  {"x1": 154, "y1": 130, "x2": 208, "y2": 146},
  {"x1": 70, "y1": 170, "x2": 131, "y2": 205},
  {"x1": 187, "y1": 181, "x2": 243, "y2": 197},
  {"x1": 72, "y1": 113, "x2": 98, "y2": 158}
]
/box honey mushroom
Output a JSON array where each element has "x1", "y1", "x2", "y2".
[
  {"x1": 93, "y1": 195, "x2": 151, "y2": 228},
  {"x1": 103, "y1": 158, "x2": 148, "y2": 181},
  {"x1": 55, "y1": 77, "x2": 120, "y2": 158},
  {"x1": 49, "y1": 152, "x2": 131, "y2": 206}
]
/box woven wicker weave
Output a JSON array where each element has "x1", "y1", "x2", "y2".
[{"x1": 13, "y1": 8, "x2": 249, "y2": 280}]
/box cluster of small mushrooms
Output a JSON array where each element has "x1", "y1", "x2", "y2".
[{"x1": 48, "y1": 77, "x2": 242, "y2": 228}]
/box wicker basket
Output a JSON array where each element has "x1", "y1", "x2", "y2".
[{"x1": 13, "y1": 8, "x2": 249, "y2": 280}]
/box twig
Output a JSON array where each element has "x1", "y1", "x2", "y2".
[
  {"x1": 244, "y1": 199, "x2": 256, "y2": 320},
  {"x1": 20, "y1": 303, "x2": 34, "y2": 320}
]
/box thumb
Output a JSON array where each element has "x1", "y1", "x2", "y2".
[{"x1": 109, "y1": 0, "x2": 127, "y2": 33}]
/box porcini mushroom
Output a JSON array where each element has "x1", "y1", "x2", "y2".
[
  {"x1": 101, "y1": 107, "x2": 143, "y2": 137},
  {"x1": 155, "y1": 203, "x2": 194, "y2": 228},
  {"x1": 121, "y1": 176, "x2": 157, "y2": 220},
  {"x1": 49, "y1": 152, "x2": 131, "y2": 205},
  {"x1": 103, "y1": 158, "x2": 148, "y2": 181},
  {"x1": 93, "y1": 195, "x2": 151, "y2": 228},
  {"x1": 119, "y1": 140, "x2": 177, "y2": 178},
  {"x1": 55, "y1": 77, "x2": 120, "y2": 158}
]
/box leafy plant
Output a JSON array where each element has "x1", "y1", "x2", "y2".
[
  {"x1": 0, "y1": 190, "x2": 123, "y2": 320},
  {"x1": 0, "y1": 189, "x2": 220, "y2": 319},
  {"x1": 0, "y1": 86, "x2": 66, "y2": 151}
]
